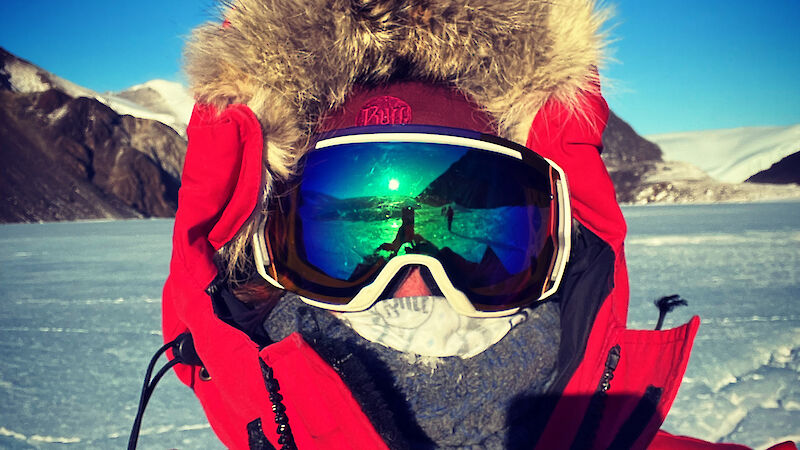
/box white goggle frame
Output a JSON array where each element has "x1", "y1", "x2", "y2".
[{"x1": 252, "y1": 131, "x2": 571, "y2": 318}]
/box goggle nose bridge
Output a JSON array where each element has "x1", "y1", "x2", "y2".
[
  {"x1": 376, "y1": 263, "x2": 441, "y2": 299},
  {"x1": 299, "y1": 254, "x2": 521, "y2": 318}
]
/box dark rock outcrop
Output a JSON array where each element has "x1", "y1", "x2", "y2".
[
  {"x1": 746, "y1": 151, "x2": 800, "y2": 185},
  {"x1": 600, "y1": 111, "x2": 664, "y2": 203}
]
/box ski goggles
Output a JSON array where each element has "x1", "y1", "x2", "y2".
[{"x1": 252, "y1": 125, "x2": 571, "y2": 317}]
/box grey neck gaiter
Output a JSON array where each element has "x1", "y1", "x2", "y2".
[{"x1": 263, "y1": 294, "x2": 560, "y2": 449}]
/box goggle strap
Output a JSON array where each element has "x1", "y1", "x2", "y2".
[
  {"x1": 315, "y1": 132, "x2": 523, "y2": 161},
  {"x1": 252, "y1": 218, "x2": 285, "y2": 290},
  {"x1": 540, "y1": 158, "x2": 571, "y2": 299}
]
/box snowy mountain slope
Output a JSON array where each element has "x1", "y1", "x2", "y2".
[
  {"x1": 2, "y1": 45, "x2": 798, "y2": 219},
  {"x1": 113, "y1": 79, "x2": 194, "y2": 135},
  {"x1": 1, "y1": 49, "x2": 191, "y2": 136},
  {"x1": 647, "y1": 125, "x2": 800, "y2": 183}
]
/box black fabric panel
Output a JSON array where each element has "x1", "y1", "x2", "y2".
[
  {"x1": 570, "y1": 344, "x2": 621, "y2": 450},
  {"x1": 247, "y1": 418, "x2": 276, "y2": 450},
  {"x1": 608, "y1": 385, "x2": 664, "y2": 450},
  {"x1": 208, "y1": 279, "x2": 274, "y2": 347},
  {"x1": 523, "y1": 223, "x2": 617, "y2": 446},
  {"x1": 552, "y1": 225, "x2": 617, "y2": 392}
]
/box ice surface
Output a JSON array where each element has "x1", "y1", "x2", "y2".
[
  {"x1": 0, "y1": 202, "x2": 798, "y2": 449},
  {"x1": 624, "y1": 201, "x2": 800, "y2": 448},
  {"x1": 0, "y1": 220, "x2": 219, "y2": 449}
]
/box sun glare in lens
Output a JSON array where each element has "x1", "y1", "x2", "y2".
[{"x1": 388, "y1": 178, "x2": 400, "y2": 191}]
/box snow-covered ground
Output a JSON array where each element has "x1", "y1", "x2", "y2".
[
  {"x1": 0, "y1": 202, "x2": 798, "y2": 449},
  {"x1": 623, "y1": 202, "x2": 800, "y2": 448},
  {"x1": 647, "y1": 125, "x2": 800, "y2": 183}
]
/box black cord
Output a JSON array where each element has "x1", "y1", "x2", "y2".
[
  {"x1": 129, "y1": 332, "x2": 295, "y2": 449},
  {"x1": 128, "y1": 334, "x2": 192, "y2": 450},
  {"x1": 654, "y1": 294, "x2": 688, "y2": 330}
]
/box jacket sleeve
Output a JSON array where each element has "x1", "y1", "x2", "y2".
[
  {"x1": 162, "y1": 103, "x2": 269, "y2": 449},
  {"x1": 527, "y1": 90, "x2": 696, "y2": 449},
  {"x1": 163, "y1": 104, "x2": 390, "y2": 449},
  {"x1": 526, "y1": 89, "x2": 625, "y2": 253}
]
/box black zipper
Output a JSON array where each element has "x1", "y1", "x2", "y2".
[{"x1": 260, "y1": 359, "x2": 296, "y2": 449}]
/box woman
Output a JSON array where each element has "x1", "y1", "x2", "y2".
[{"x1": 159, "y1": 1, "x2": 795, "y2": 449}]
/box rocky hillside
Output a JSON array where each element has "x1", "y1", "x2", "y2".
[
  {"x1": 0, "y1": 48, "x2": 186, "y2": 222},
  {"x1": 600, "y1": 111, "x2": 664, "y2": 203}
]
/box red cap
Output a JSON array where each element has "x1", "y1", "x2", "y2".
[{"x1": 318, "y1": 82, "x2": 497, "y2": 134}]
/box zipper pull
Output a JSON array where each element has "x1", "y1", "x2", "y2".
[{"x1": 598, "y1": 344, "x2": 621, "y2": 392}]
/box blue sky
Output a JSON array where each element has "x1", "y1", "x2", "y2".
[{"x1": 1, "y1": 1, "x2": 798, "y2": 135}]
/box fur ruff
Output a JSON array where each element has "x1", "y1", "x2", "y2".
[{"x1": 184, "y1": 0, "x2": 611, "y2": 276}]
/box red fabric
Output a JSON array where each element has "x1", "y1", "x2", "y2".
[
  {"x1": 651, "y1": 430, "x2": 797, "y2": 450},
  {"x1": 164, "y1": 104, "x2": 388, "y2": 448},
  {"x1": 770, "y1": 443, "x2": 800, "y2": 450},
  {"x1": 162, "y1": 104, "x2": 277, "y2": 448},
  {"x1": 650, "y1": 431, "x2": 751, "y2": 450},
  {"x1": 318, "y1": 81, "x2": 498, "y2": 134}
]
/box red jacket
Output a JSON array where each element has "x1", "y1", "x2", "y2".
[{"x1": 162, "y1": 92, "x2": 795, "y2": 449}]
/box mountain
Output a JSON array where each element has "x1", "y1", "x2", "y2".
[
  {"x1": 600, "y1": 111, "x2": 664, "y2": 203},
  {"x1": 113, "y1": 79, "x2": 194, "y2": 137},
  {"x1": 0, "y1": 47, "x2": 191, "y2": 137},
  {"x1": 417, "y1": 150, "x2": 547, "y2": 208},
  {"x1": 601, "y1": 115, "x2": 800, "y2": 204},
  {"x1": 2, "y1": 45, "x2": 798, "y2": 223},
  {"x1": 0, "y1": 47, "x2": 186, "y2": 222},
  {"x1": 646, "y1": 124, "x2": 800, "y2": 183}
]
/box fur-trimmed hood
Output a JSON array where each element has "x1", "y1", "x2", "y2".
[
  {"x1": 185, "y1": 0, "x2": 610, "y2": 181},
  {"x1": 166, "y1": 5, "x2": 706, "y2": 448}
]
